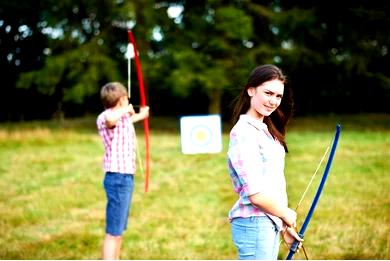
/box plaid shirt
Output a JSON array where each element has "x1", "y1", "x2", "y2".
[
  {"x1": 97, "y1": 109, "x2": 136, "y2": 174},
  {"x1": 227, "y1": 115, "x2": 288, "y2": 230}
]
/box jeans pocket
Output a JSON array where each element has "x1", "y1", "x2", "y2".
[
  {"x1": 232, "y1": 219, "x2": 258, "y2": 259},
  {"x1": 232, "y1": 217, "x2": 280, "y2": 260}
]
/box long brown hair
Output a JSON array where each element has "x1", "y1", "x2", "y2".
[{"x1": 232, "y1": 64, "x2": 294, "y2": 152}]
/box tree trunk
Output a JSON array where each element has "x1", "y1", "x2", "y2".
[
  {"x1": 53, "y1": 101, "x2": 65, "y2": 123},
  {"x1": 208, "y1": 89, "x2": 222, "y2": 115}
]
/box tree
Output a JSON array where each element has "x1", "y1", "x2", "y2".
[
  {"x1": 14, "y1": 0, "x2": 134, "y2": 120},
  {"x1": 1, "y1": 0, "x2": 389, "y2": 121},
  {"x1": 153, "y1": 0, "x2": 257, "y2": 115},
  {"x1": 0, "y1": 0, "x2": 47, "y2": 120},
  {"x1": 267, "y1": 0, "x2": 390, "y2": 113}
]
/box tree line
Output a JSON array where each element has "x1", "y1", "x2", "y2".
[{"x1": 1, "y1": 0, "x2": 389, "y2": 121}]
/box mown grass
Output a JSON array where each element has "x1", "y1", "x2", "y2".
[{"x1": 0, "y1": 114, "x2": 388, "y2": 259}]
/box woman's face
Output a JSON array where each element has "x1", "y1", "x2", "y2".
[{"x1": 246, "y1": 79, "x2": 284, "y2": 120}]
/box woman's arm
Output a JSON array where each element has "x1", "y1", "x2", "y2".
[
  {"x1": 249, "y1": 192, "x2": 297, "y2": 227},
  {"x1": 250, "y1": 191, "x2": 304, "y2": 249}
]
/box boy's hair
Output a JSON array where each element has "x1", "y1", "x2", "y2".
[{"x1": 100, "y1": 82, "x2": 128, "y2": 109}]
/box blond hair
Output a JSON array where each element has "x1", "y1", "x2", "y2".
[{"x1": 100, "y1": 82, "x2": 127, "y2": 109}]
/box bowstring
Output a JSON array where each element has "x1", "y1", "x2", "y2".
[
  {"x1": 295, "y1": 145, "x2": 330, "y2": 211},
  {"x1": 128, "y1": 42, "x2": 145, "y2": 178},
  {"x1": 282, "y1": 143, "x2": 331, "y2": 260},
  {"x1": 135, "y1": 135, "x2": 145, "y2": 176}
]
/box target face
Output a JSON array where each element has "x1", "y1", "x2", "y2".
[{"x1": 180, "y1": 115, "x2": 222, "y2": 154}]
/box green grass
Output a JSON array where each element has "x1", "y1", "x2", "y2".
[{"x1": 0, "y1": 114, "x2": 389, "y2": 259}]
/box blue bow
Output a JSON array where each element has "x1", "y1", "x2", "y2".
[{"x1": 286, "y1": 124, "x2": 341, "y2": 260}]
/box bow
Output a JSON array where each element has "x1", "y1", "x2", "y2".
[
  {"x1": 127, "y1": 30, "x2": 151, "y2": 193},
  {"x1": 286, "y1": 124, "x2": 341, "y2": 260}
]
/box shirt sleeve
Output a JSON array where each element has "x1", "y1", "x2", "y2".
[
  {"x1": 228, "y1": 127, "x2": 266, "y2": 197},
  {"x1": 96, "y1": 112, "x2": 107, "y2": 131}
]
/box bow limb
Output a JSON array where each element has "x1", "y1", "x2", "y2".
[
  {"x1": 128, "y1": 30, "x2": 150, "y2": 193},
  {"x1": 286, "y1": 124, "x2": 341, "y2": 260}
]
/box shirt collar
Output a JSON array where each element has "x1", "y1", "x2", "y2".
[{"x1": 239, "y1": 114, "x2": 267, "y2": 131}]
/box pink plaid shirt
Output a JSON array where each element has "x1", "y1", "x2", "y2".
[
  {"x1": 97, "y1": 109, "x2": 136, "y2": 174},
  {"x1": 227, "y1": 115, "x2": 288, "y2": 230}
]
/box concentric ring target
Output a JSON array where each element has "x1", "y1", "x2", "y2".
[
  {"x1": 190, "y1": 125, "x2": 212, "y2": 147},
  {"x1": 180, "y1": 115, "x2": 222, "y2": 154}
]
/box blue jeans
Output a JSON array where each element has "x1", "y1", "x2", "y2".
[
  {"x1": 231, "y1": 216, "x2": 280, "y2": 260},
  {"x1": 103, "y1": 172, "x2": 134, "y2": 236}
]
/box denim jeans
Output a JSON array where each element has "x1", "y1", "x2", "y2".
[
  {"x1": 231, "y1": 216, "x2": 280, "y2": 260},
  {"x1": 103, "y1": 172, "x2": 134, "y2": 236}
]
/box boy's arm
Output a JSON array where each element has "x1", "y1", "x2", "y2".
[
  {"x1": 131, "y1": 106, "x2": 150, "y2": 123},
  {"x1": 105, "y1": 105, "x2": 135, "y2": 128}
]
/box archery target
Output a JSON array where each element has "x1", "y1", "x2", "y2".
[{"x1": 180, "y1": 115, "x2": 222, "y2": 154}]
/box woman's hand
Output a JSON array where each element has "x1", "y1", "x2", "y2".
[
  {"x1": 282, "y1": 226, "x2": 304, "y2": 249},
  {"x1": 281, "y1": 208, "x2": 298, "y2": 228}
]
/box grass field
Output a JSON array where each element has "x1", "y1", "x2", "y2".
[{"x1": 0, "y1": 114, "x2": 389, "y2": 259}]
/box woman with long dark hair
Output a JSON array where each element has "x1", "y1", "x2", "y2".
[{"x1": 227, "y1": 65, "x2": 302, "y2": 259}]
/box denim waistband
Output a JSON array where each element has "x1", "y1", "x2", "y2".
[{"x1": 106, "y1": 172, "x2": 133, "y2": 175}]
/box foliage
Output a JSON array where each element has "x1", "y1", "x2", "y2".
[
  {"x1": 17, "y1": 40, "x2": 120, "y2": 103},
  {"x1": 1, "y1": 0, "x2": 389, "y2": 120},
  {"x1": 271, "y1": 0, "x2": 390, "y2": 113},
  {"x1": 154, "y1": 0, "x2": 256, "y2": 114}
]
